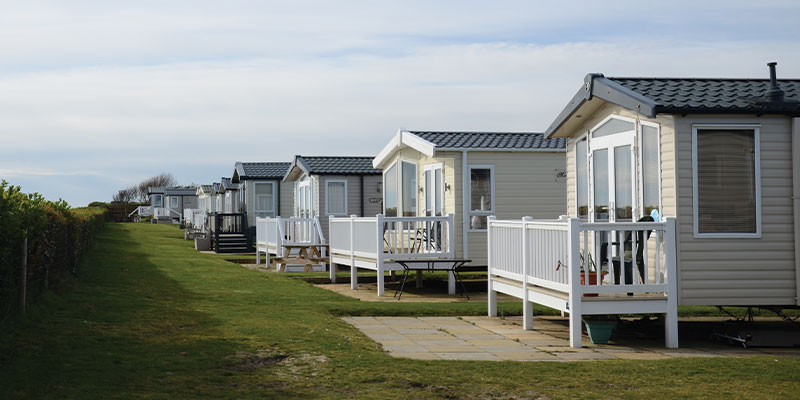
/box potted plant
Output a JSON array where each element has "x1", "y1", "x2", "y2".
[
  {"x1": 579, "y1": 251, "x2": 607, "y2": 297},
  {"x1": 582, "y1": 315, "x2": 617, "y2": 344}
]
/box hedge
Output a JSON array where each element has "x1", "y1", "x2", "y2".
[{"x1": 0, "y1": 180, "x2": 108, "y2": 320}]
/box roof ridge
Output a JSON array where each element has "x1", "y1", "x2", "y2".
[
  {"x1": 609, "y1": 76, "x2": 800, "y2": 82},
  {"x1": 408, "y1": 130, "x2": 543, "y2": 134}
]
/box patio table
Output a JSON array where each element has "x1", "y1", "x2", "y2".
[{"x1": 392, "y1": 259, "x2": 472, "y2": 300}]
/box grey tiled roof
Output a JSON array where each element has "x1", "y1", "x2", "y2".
[
  {"x1": 212, "y1": 182, "x2": 221, "y2": 193},
  {"x1": 410, "y1": 131, "x2": 566, "y2": 150},
  {"x1": 236, "y1": 162, "x2": 291, "y2": 180},
  {"x1": 220, "y1": 177, "x2": 239, "y2": 191},
  {"x1": 164, "y1": 187, "x2": 197, "y2": 196},
  {"x1": 299, "y1": 156, "x2": 381, "y2": 175},
  {"x1": 197, "y1": 185, "x2": 213, "y2": 195},
  {"x1": 608, "y1": 77, "x2": 800, "y2": 114}
]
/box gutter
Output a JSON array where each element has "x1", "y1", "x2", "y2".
[
  {"x1": 462, "y1": 150, "x2": 469, "y2": 260},
  {"x1": 793, "y1": 118, "x2": 800, "y2": 305}
]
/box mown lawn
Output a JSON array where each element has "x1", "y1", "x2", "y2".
[{"x1": 1, "y1": 223, "x2": 798, "y2": 399}]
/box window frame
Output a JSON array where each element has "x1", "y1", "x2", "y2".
[
  {"x1": 573, "y1": 133, "x2": 589, "y2": 220},
  {"x1": 382, "y1": 158, "x2": 419, "y2": 217},
  {"x1": 253, "y1": 181, "x2": 276, "y2": 216},
  {"x1": 153, "y1": 194, "x2": 163, "y2": 208},
  {"x1": 296, "y1": 176, "x2": 314, "y2": 218},
  {"x1": 170, "y1": 196, "x2": 179, "y2": 208},
  {"x1": 638, "y1": 120, "x2": 662, "y2": 220},
  {"x1": 691, "y1": 123, "x2": 761, "y2": 239},
  {"x1": 467, "y1": 164, "x2": 495, "y2": 232},
  {"x1": 423, "y1": 163, "x2": 445, "y2": 217},
  {"x1": 324, "y1": 179, "x2": 348, "y2": 216}
]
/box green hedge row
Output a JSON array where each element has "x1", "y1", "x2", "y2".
[{"x1": 0, "y1": 180, "x2": 108, "y2": 320}]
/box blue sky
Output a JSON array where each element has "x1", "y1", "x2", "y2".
[{"x1": 2, "y1": 1, "x2": 800, "y2": 206}]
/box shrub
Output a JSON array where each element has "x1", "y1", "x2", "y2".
[{"x1": 0, "y1": 180, "x2": 107, "y2": 320}]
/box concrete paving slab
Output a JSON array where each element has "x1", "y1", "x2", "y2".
[
  {"x1": 494, "y1": 351, "x2": 558, "y2": 361},
  {"x1": 436, "y1": 352, "x2": 501, "y2": 361},
  {"x1": 392, "y1": 352, "x2": 442, "y2": 360}
]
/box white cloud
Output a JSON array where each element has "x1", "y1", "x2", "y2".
[{"x1": 0, "y1": 1, "x2": 799, "y2": 205}]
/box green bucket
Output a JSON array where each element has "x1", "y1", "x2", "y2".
[{"x1": 583, "y1": 319, "x2": 616, "y2": 344}]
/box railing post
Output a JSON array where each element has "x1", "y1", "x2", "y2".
[
  {"x1": 447, "y1": 213, "x2": 456, "y2": 295},
  {"x1": 567, "y1": 217, "x2": 582, "y2": 348},
  {"x1": 329, "y1": 216, "x2": 336, "y2": 283},
  {"x1": 664, "y1": 217, "x2": 679, "y2": 348},
  {"x1": 522, "y1": 216, "x2": 533, "y2": 330},
  {"x1": 487, "y1": 216, "x2": 497, "y2": 317},
  {"x1": 375, "y1": 214, "x2": 384, "y2": 297},
  {"x1": 350, "y1": 215, "x2": 358, "y2": 290}
]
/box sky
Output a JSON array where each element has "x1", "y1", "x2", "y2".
[{"x1": 2, "y1": 1, "x2": 800, "y2": 206}]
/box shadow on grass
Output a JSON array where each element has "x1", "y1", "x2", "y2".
[{"x1": 0, "y1": 224, "x2": 302, "y2": 399}]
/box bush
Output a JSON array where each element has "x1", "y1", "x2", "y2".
[{"x1": 0, "y1": 180, "x2": 107, "y2": 320}]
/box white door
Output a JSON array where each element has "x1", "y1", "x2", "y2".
[
  {"x1": 297, "y1": 179, "x2": 313, "y2": 218},
  {"x1": 589, "y1": 118, "x2": 637, "y2": 223}
]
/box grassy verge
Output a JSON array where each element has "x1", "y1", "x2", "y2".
[{"x1": 1, "y1": 223, "x2": 798, "y2": 399}]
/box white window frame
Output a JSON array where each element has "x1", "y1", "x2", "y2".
[
  {"x1": 325, "y1": 179, "x2": 348, "y2": 216},
  {"x1": 588, "y1": 114, "x2": 639, "y2": 223},
  {"x1": 573, "y1": 132, "x2": 589, "y2": 220},
  {"x1": 423, "y1": 163, "x2": 445, "y2": 216},
  {"x1": 638, "y1": 120, "x2": 662, "y2": 220},
  {"x1": 297, "y1": 176, "x2": 315, "y2": 218},
  {"x1": 253, "y1": 181, "x2": 276, "y2": 215},
  {"x1": 153, "y1": 194, "x2": 163, "y2": 208},
  {"x1": 691, "y1": 124, "x2": 761, "y2": 239},
  {"x1": 382, "y1": 158, "x2": 419, "y2": 217},
  {"x1": 170, "y1": 196, "x2": 179, "y2": 208},
  {"x1": 468, "y1": 164, "x2": 495, "y2": 232}
]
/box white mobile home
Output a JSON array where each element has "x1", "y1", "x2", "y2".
[
  {"x1": 230, "y1": 161, "x2": 293, "y2": 227},
  {"x1": 328, "y1": 130, "x2": 566, "y2": 296},
  {"x1": 488, "y1": 63, "x2": 800, "y2": 348}
]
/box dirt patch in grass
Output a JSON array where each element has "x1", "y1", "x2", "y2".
[{"x1": 226, "y1": 350, "x2": 288, "y2": 371}]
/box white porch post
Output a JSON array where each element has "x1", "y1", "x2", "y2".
[
  {"x1": 447, "y1": 213, "x2": 456, "y2": 295},
  {"x1": 487, "y1": 215, "x2": 497, "y2": 317},
  {"x1": 522, "y1": 216, "x2": 533, "y2": 330},
  {"x1": 329, "y1": 216, "x2": 336, "y2": 283},
  {"x1": 664, "y1": 217, "x2": 679, "y2": 348},
  {"x1": 376, "y1": 214, "x2": 384, "y2": 297},
  {"x1": 350, "y1": 215, "x2": 357, "y2": 290},
  {"x1": 567, "y1": 217, "x2": 583, "y2": 348}
]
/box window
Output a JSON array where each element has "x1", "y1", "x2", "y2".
[
  {"x1": 153, "y1": 194, "x2": 163, "y2": 208},
  {"x1": 575, "y1": 137, "x2": 588, "y2": 218},
  {"x1": 641, "y1": 124, "x2": 661, "y2": 218},
  {"x1": 170, "y1": 196, "x2": 179, "y2": 208},
  {"x1": 297, "y1": 178, "x2": 314, "y2": 218},
  {"x1": 325, "y1": 180, "x2": 347, "y2": 215},
  {"x1": 693, "y1": 126, "x2": 760, "y2": 237},
  {"x1": 469, "y1": 166, "x2": 494, "y2": 230},
  {"x1": 424, "y1": 164, "x2": 444, "y2": 216},
  {"x1": 254, "y1": 182, "x2": 275, "y2": 216},
  {"x1": 383, "y1": 163, "x2": 398, "y2": 216},
  {"x1": 401, "y1": 161, "x2": 417, "y2": 217}
]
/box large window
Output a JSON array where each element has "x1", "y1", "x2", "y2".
[
  {"x1": 384, "y1": 163, "x2": 398, "y2": 216},
  {"x1": 383, "y1": 160, "x2": 418, "y2": 217},
  {"x1": 152, "y1": 194, "x2": 163, "y2": 208},
  {"x1": 170, "y1": 196, "x2": 179, "y2": 208},
  {"x1": 641, "y1": 123, "x2": 661, "y2": 217},
  {"x1": 325, "y1": 180, "x2": 347, "y2": 215},
  {"x1": 575, "y1": 137, "x2": 588, "y2": 218},
  {"x1": 254, "y1": 182, "x2": 275, "y2": 216},
  {"x1": 469, "y1": 166, "x2": 494, "y2": 230},
  {"x1": 401, "y1": 161, "x2": 417, "y2": 217},
  {"x1": 693, "y1": 126, "x2": 760, "y2": 237}
]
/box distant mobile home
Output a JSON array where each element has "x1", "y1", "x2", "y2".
[
  {"x1": 230, "y1": 161, "x2": 293, "y2": 227},
  {"x1": 283, "y1": 155, "x2": 383, "y2": 240}
]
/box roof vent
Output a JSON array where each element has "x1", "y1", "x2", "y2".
[{"x1": 765, "y1": 62, "x2": 785, "y2": 103}]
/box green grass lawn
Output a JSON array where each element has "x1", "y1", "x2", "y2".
[{"x1": 1, "y1": 223, "x2": 798, "y2": 399}]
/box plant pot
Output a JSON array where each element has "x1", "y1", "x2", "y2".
[
  {"x1": 580, "y1": 272, "x2": 608, "y2": 297},
  {"x1": 583, "y1": 319, "x2": 616, "y2": 344}
]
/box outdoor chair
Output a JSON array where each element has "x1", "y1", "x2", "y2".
[{"x1": 599, "y1": 216, "x2": 654, "y2": 291}]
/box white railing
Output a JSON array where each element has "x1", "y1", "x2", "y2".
[
  {"x1": 128, "y1": 206, "x2": 152, "y2": 218},
  {"x1": 183, "y1": 209, "x2": 206, "y2": 230},
  {"x1": 154, "y1": 207, "x2": 172, "y2": 218},
  {"x1": 488, "y1": 216, "x2": 678, "y2": 348},
  {"x1": 255, "y1": 216, "x2": 327, "y2": 263},
  {"x1": 329, "y1": 214, "x2": 455, "y2": 261},
  {"x1": 328, "y1": 214, "x2": 456, "y2": 296}
]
